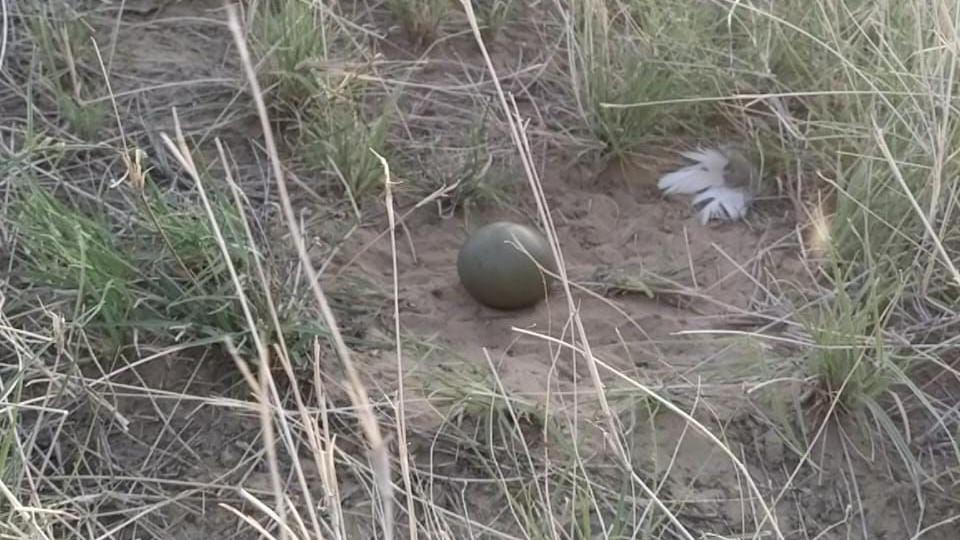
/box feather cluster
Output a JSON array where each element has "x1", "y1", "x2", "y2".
[{"x1": 657, "y1": 148, "x2": 754, "y2": 225}]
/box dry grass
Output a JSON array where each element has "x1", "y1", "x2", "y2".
[{"x1": 2, "y1": 0, "x2": 959, "y2": 539}]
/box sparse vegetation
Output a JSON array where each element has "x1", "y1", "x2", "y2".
[
  {"x1": 472, "y1": 0, "x2": 517, "y2": 41},
  {"x1": 800, "y1": 266, "x2": 902, "y2": 417},
  {"x1": 14, "y1": 183, "x2": 138, "y2": 337},
  {"x1": 23, "y1": 1, "x2": 108, "y2": 140},
  {"x1": 2, "y1": 0, "x2": 959, "y2": 539},
  {"x1": 414, "y1": 107, "x2": 516, "y2": 215},
  {"x1": 301, "y1": 94, "x2": 395, "y2": 203},
  {"x1": 253, "y1": 0, "x2": 395, "y2": 204},
  {"x1": 387, "y1": 0, "x2": 449, "y2": 47},
  {"x1": 253, "y1": 0, "x2": 331, "y2": 105},
  {"x1": 561, "y1": 0, "x2": 727, "y2": 157}
]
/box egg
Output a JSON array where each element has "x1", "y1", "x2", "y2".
[{"x1": 456, "y1": 221, "x2": 556, "y2": 310}]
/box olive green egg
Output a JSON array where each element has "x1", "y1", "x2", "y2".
[{"x1": 457, "y1": 221, "x2": 557, "y2": 310}]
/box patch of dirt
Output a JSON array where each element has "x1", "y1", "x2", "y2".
[
  {"x1": 338, "y1": 152, "x2": 814, "y2": 534},
  {"x1": 345, "y1": 156, "x2": 794, "y2": 381}
]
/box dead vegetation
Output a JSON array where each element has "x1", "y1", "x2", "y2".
[{"x1": 2, "y1": 0, "x2": 959, "y2": 539}]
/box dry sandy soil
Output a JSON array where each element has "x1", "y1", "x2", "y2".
[{"x1": 7, "y1": 1, "x2": 958, "y2": 539}]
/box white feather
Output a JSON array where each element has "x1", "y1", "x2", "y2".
[
  {"x1": 679, "y1": 148, "x2": 729, "y2": 170},
  {"x1": 657, "y1": 148, "x2": 729, "y2": 195},
  {"x1": 691, "y1": 186, "x2": 751, "y2": 225},
  {"x1": 657, "y1": 146, "x2": 756, "y2": 224}
]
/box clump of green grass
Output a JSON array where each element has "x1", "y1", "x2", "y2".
[
  {"x1": 139, "y1": 162, "x2": 387, "y2": 357},
  {"x1": 471, "y1": 0, "x2": 517, "y2": 42},
  {"x1": 252, "y1": 0, "x2": 396, "y2": 206},
  {"x1": 136, "y1": 181, "x2": 260, "y2": 343},
  {"x1": 11, "y1": 165, "x2": 331, "y2": 357},
  {"x1": 829, "y1": 152, "x2": 924, "y2": 274},
  {"x1": 56, "y1": 94, "x2": 107, "y2": 141},
  {"x1": 449, "y1": 162, "x2": 513, "y2": 216},
  {"x1": 301, "y1": 96, "x2": 394, "y2": 203},
  {"x1": 387, "y1": 0, "x2": 449, "y2": 47},
  {"x1": 800, "y1": 268, "x2": 901, "y2": 417},
  {"x1": 13, "y1": 184, "x2": 137, "y2": 334},
  {"x1": 417, "y1": 111, "x2": 515, "y2": 216},
  {"x1": 562, "y1": 0, "x2": 727, "y2": 157},
  {"x1": 23, "y1": 1, "x2": 108, "y2": 140},
  {"x1": 0, "y1": 369, "x2": 23, "y2": 500},
  {"x1": 252, "y1": 0, "x2": 331, "y2": 105},
  {"x1": 712, "y1": 1, "x2": 960, "y2": 491},
  {"x1": 144, "y1": 188, "x2": 247, "y2": 275},
  {"x1": 791, "y1": 262, "x2": 933, "y2": 489},
  {"x1": 754, "y1": 1, "x2": 960, "y2": 321}
]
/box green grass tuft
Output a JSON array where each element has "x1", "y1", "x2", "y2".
[
  {"x1": 253, "y1": 0, "x2": 396, "y2": 206},
  {"x1": 24, "y1": 1, "x2": 107, "y2": 140},
  {"x1": 387, "y1": 0, "x2": 449, "y2": 47},
  {"x1": 801, "y1": 268, "x2": 902, "y2": 416},
  {"x1": 471, "y1": 0, "x2": 517, "y2": 42},
  {"x1": 301, "y1": 97, "x2": 394, "y2": 203},
  {"x1": 14, "y1": 184, "x2": 137, "y2": 334},
  {"x1": 564, "y1": 0, "x2": 729, "y2": 157},
  {"x1": 253, "y1": 0, "x2": 330, "y2": 105}
]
